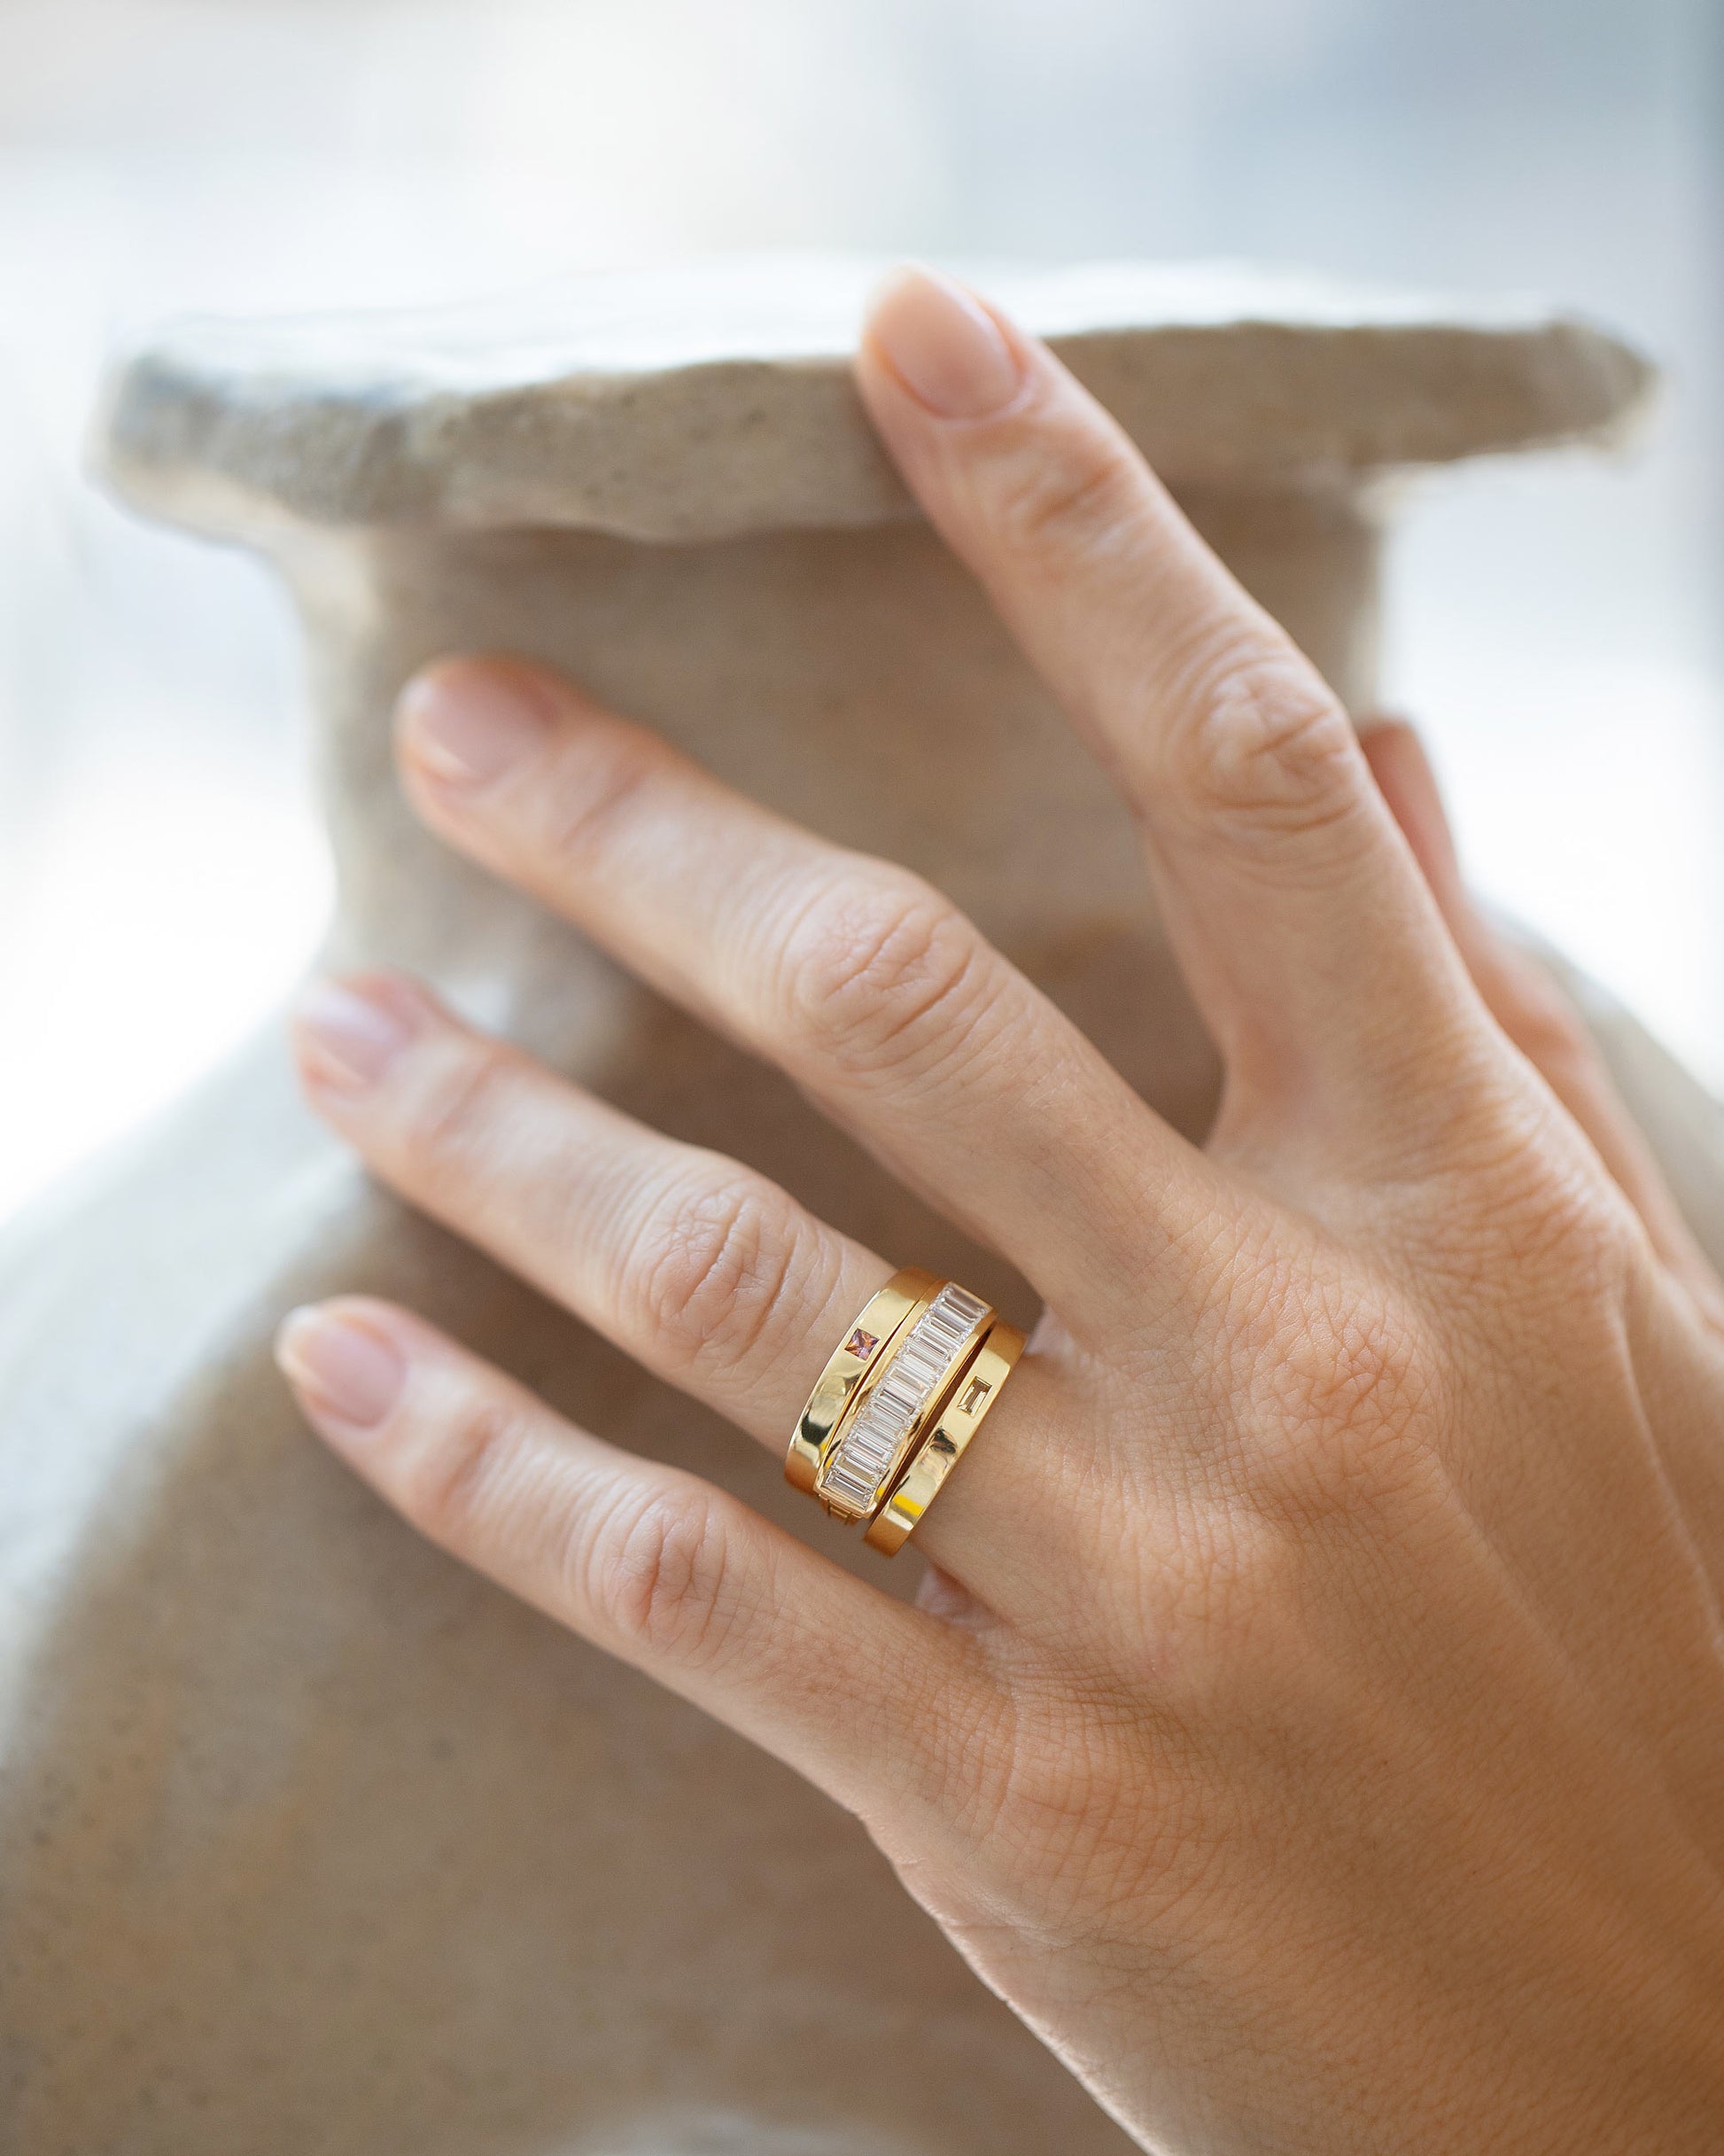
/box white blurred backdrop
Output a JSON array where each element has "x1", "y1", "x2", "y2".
[{"x1": 1, "y1": 0, "x2": 1720, "y2": 1220}]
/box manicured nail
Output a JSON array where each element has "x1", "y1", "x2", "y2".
[
  {"x1": 866, "y1": 265, "x2": 1023, "y2": 420},
  {"x1": 293, "y1": 976, "x2": 418, "y2": 1091},
  {"x1": 398, "y1": 661, "x2": 550, "y2": 787},
  {"x1": 276, "y1": 1305, "x2": 405, "y2": 1430}
]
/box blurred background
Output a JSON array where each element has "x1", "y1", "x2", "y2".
[{"x1": 0, "y1": 0, "x2": 1719, "y2": 1222}]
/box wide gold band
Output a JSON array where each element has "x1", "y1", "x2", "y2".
[
  {"x1": 783, "y1": 1267, "x2": 937, "y2": 1498},
  {"x1": 864, "y1": 1319, "x2": 1026, "y2": 1556},
  {"x1": 813, "y1": 1279, "x2": 993, "y2": 1522}
]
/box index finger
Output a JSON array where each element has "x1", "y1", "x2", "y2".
[{"x1": 854, "y1": 267, "x2": 1484, "y2": 1138}]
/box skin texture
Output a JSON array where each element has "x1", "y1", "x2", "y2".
[{"x1": 276, "y1": 266, "x2": 1724, "y2": 2155}]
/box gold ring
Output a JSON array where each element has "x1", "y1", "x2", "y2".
[
  {"x1": 864, "y1": 1320, "x2": 1025, "y2": 1556},
  {"x1": 787, "y1": 1273, "x2": 994, "y2": 1523},
  {"x1": 784, "y1": 1267, "x2": 938, "y2": 1498},
  {"x1": 816, "y1": 1280, "x2": 992, "y2": 1521}
]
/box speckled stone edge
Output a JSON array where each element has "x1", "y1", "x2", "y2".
[{"x1": 97, "y1": 257, "x2": 1656, "y2": 544}]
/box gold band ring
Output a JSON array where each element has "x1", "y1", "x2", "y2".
[
  {"x1": 816, "y1": 1280, "x2": 992, "y2": 1521},
  {"x1": 864, "y1": 1319, "x2": 1025, "y2": 1555},
  {"x1": 787, "y1": 1273, "x2": 995, "y2": 1524},
  {"x1": 784, "y1": 1267, "x2": 937, "y2": 1498}
]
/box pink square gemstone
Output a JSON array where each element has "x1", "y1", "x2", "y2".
[{"x1": 846, "y1": 1327, "x2": 881, "y2": 1360}]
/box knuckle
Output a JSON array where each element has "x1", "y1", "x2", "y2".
[
  {"x1": 984, "y1": 421, "x2": 1143, "y2": 560},
  {"x1": 397, "y1": 1393, "x2": 525, "y2": 1550},
  {"x1": 536, "y1": 724, "x2": 664, "y2": 864},
  {"x1": 1158, "y1": 636, "x2": 1361, "y2": 847},
  {"x1": 1501, "y1": 971, "x2": 1596, "y2": 1084},
  {"x1": 1268, "y1": 1294, "x2": 1429, "y2": 1459},
  {"x1": 1230, "y1": 1277, "x2": 1446, "y2": 1524},
  {"x1": 775, "y1": 870, "x2": 985, "y2": 1078},
  {"x1": 586, "y1": 1481, "x2": 743, "y2": 1669},
  {"x1": 1518, "y1": 1026, "x2": 1604, "y2": 1122},
  {"x1": 1130, "y1": 1298, "x2": 1446, "y2": 1699},
  {"x1": 625, "y1": 1166, "x2": 804, "y2": 1377},
  {"x1": 1444, "y1": 1095, "x2": 1634, "y2": 1287},
  {"x1": 396, "y1": 1038, "x2": 517, "y2": 1179}
]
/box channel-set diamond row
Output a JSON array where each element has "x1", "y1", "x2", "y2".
[{"x1": 820, "y1": 1283, "x2": 990, "y2": 1514}]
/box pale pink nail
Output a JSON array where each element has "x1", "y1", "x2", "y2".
[
  {"x1": 866, "y1": 265, "x2": 1023, "y2": 420},
  {"x1": 398, "y1": 662, "x2": 550, "y2": 787},
  {"x1": 276, "y1": 1305, "x2": 405, "y2": 1431},
  {"x1": 293, "y1": 977, "x2": 417, "y2": 1091}
]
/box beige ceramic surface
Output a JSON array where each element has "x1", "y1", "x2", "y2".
[
  {"x1": 105, "y1": 255, "x2": 1652, "y2": 542},
  {"x1": 1, "y1": 259, "x2": 1717, "y2": 2155}
]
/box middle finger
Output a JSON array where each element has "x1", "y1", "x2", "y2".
[{"x1": 393, "y1": 654, "x2": 1223, "y2": 1337}]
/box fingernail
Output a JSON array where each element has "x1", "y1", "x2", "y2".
[
  {"x1": 398, "y1": 662, "x2": 550, "y2": 788},
  {"x1": 293, "y1": 977, "x2": 418, "y2": 1091},
  {"x1": 276, "y1": 1305, "x2": 405, "y2": 1430},
  {"x1": 866, "y1": 265, "x2": 1023, "y2": 420}
]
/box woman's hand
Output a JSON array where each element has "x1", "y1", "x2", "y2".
[{"x1": 276, "y1": 267, "x2": 1724, "y2": 2154}]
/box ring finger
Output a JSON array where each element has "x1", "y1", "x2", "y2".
[{"x1": 291, "y1": 969, "x2": 1077, "y2": 1589}]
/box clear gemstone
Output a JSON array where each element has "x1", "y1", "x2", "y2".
[{"x1": 822, "y1": 1284, "x2": 989, "y2": 1510}]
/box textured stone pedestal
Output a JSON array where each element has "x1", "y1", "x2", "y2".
[{"x1": 0, "y1": 259, "x2": 1715, "y2": 2155}]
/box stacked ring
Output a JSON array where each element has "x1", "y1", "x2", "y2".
[
  {"x1": 814, "y1": 1279, "x2": 993, "y2": 1522},
  {"x1": 786, "y1": 1269, "x2": 1021, "y2": 1553},
  {"x1": 783, "y1": 1267, "x2": 937, "y2": 1498},
  {"x1": 863, "y1": 1320, "x2": 1025, "y2": 1554}
]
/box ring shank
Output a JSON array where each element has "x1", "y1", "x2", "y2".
[{"x1": 864, "y1": 1321, "x2": 1027, "y2": 1555}]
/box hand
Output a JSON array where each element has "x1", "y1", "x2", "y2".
[{"x1": 276, "y1": 267, "x2": 1724, "y2": 2153}]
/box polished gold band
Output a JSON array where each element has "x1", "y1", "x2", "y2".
[
  {"x1": 787, "y1": 1269, "x2": 1015, "y2": 1538},
  {"x1": 864, "y1": 1319, "x2": 1025, "y2": 1555},
  {"x1": 784, "y1": 1267, "x2": 938, "y2": 1498},
  {"x1": 812, "y1": 1278, "x2": 993, "y2": 1522}
]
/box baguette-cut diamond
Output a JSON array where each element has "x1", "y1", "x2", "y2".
[{"x1": 820, "y1": 1283, "x2": 990, "y2": 1514}]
